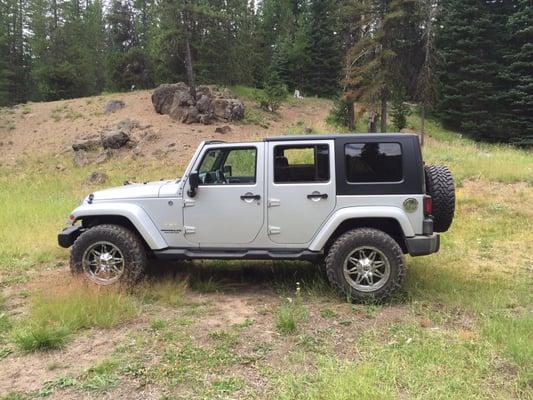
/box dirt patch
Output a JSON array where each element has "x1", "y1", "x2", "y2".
[
  {"x1": 0, "y1": 324, "x2": 131, "y2": 397},
  {"x1": 0, "y1": 91, "x2": 333, "y2": 166}
]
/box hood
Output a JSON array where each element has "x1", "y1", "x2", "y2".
[{"x1": 90, "y1": 180, "x2": 175, "y2": 201}]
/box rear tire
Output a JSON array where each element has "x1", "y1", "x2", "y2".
[
  {"x1": 424, "y1": 164, "x2": 455, "y2": 232},
  {"x1": 325, "y1": 228, "x2": 405, "y2": 303},
  {"x1": 70, "y1": 224, "x2": 147, "y2": 286}
]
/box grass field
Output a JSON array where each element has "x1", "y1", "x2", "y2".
[{"x1": 0, "y1": 110, "x2": 531, "y2": 399}]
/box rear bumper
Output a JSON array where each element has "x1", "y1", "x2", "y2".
[
  {"x1": 405, "y1": 234, "x2": 440, "y2": 256},
  {"x1": 58, "y1": 226, "x2": 82, "y2": 248}
]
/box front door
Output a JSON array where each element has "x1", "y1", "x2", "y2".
[
  {"x1": 183, "y1": 143, "x2": 264, "y2": 246},
  {"x1": 267, "y1": 140, "x2": 336, "y2": 244}
]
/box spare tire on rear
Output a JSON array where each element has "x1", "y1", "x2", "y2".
[{"x1": 424, "y1": 165, "x2": 455, "y2": 232}]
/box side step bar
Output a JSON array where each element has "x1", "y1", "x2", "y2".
[{"x1": 153, "y1": 248, "x2": 322, "y2": 262}]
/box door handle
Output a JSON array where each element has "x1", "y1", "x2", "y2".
[
  {"x1": 307, "y1": 192, "x2": 328, "y2": 200},
  {"x1": 240, "y1": 193, "x2": 261, "y2": 201}
]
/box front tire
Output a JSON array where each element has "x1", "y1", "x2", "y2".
[
  {"x1": 325, "y1": 228, "x2": 405, "y2": 302},
  {"x1": 70, "y1": 224, "x2": 147, "y2": 286}
]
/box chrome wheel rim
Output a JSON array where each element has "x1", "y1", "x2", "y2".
[
  {"x1": 82, "y1": 241, "x2": 125, "y2": 285},
  {"x1": 343, "y1": 246, "x2": 390, "y2": 292}
]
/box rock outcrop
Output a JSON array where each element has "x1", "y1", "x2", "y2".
[{"x1": 151, "y1": 83, "x2": 244, "y2": 125}]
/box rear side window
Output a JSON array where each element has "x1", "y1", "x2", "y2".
[
  {"x1": 274, "y1": 144, "x2": 330, "y2": 183},
  {"x1": 345, "y1": 143, "x2": 402, "y2": 182}
]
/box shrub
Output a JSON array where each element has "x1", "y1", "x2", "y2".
[
  {"x1": 255, "y1": 72, "x2": 288, "y2": 112},
  {"x1": 326, "y1": 97, "x2": 352, "y2": 128},
  {"x1": 13, "y1": 325, "x2": 69, "y2": 351},
  {"x1": 391, "y1": 96, "x2": 411, "y2": 131}
]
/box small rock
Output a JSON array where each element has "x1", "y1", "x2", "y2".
[
  {"x1": 56, "y1": 164, "x2": 66, "y2": 171},
  {"x1": 104, "y1": 100, "x2": 125, "y2": 113},
  {"x1": 73, "y1": 150, "x2": 90, "y2": 167},
  {"x1": 86, "y1": 171, "x2": 108, "y2": 184},
  {"x1": 95, "y1": 149, "x2": 114, "y2": 164},
  {"x1": 215, "y1": 125, "x2": 232, "y2": 134},
  {"x1": 168, "y1": 142, "x2": 176, "y2": 148},
  {"x1": 101, "y1": 130, "x2": 130, "y2": 149},
  {"x1": 117, "y1": 118, "x2": 139, "y2": 132},
  {"x1": 72, "y1": 138, "x2": 101, "y2": 152}
]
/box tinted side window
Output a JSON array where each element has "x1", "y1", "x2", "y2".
[
  {"x1": 274, "y1": 144, "x2": 329, "y2": 183},
  {"x1": 345, "y1": 143, "x2": 402, "y2": 182}
]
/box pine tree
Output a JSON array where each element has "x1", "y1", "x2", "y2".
[
  {"x1": 436, "y1": 0, "x2": 515, "y2": 141},
  {"x1": 343, "y1": 0, "x2": 417, "y2": 132},
  {"x1": 303, "y1": 0, "x2": 341, "y2": 97},
  {"x1": 505, "y1": 0, "x2": 533, "y2": 144}
]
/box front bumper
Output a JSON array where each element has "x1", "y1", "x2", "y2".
[
  {"x1": 58, "y1": 226, "x2": 82, "y2": 248},
  {"x1": 405, "y1": 234, "x2": 440, "y2": 256}
]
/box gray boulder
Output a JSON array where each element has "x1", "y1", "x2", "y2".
[
  {"x1": 104, "y1": 100, "x2": 125, "y2": 113},
  {"x1": 151, "y1": 83, "x2": 188, "y2": 114},
  {"x1": 182, "y1": 106, "x2": 200, "y2": 124},
  {"x1": 196, "y1": 95, "x2": 212, "y2": 113},
  {"x1": 101, "y1": 129, "x2": 130, "y2": 149},
  {"x1": 151, "y1": 83, "x2": 244, "y2": 124},
  {"x1": 212, "y1": 98, "x2": 245, "y2": 121}
]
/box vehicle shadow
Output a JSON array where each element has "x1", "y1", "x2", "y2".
[{"x1": 144, "y1": 259, "x2": 334, "y2": 297}]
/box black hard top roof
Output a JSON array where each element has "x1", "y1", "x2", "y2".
[{"x1": 263, "y1": 133, "x2": 419, "y2": 142}]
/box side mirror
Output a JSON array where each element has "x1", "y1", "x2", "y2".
[{"x1": 187, "y1": 171, "x2": 199, "y2": 197}]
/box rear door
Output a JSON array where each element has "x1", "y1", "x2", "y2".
[{"x1": 267, "y1": 140, "x2": 336, "y2": 244}]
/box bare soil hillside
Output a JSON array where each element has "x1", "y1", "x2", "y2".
[{"x1": 0, "y1": 90, "x2": 332, "y2": 166}]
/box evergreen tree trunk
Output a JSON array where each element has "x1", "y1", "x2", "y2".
[
  {"x1": 380, "y1": 91, "x2": 387, "y2": 132},
  {"x1": 181, "y1": 3, "x2": 195, "y2": 100},
  {"x1": 420, "y1": 104, "x2": 425, "y2": 146},
  {"x1": 348, "y1": 100, "x2": 355, "y2": 130}
]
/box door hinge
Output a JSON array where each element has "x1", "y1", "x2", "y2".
[
  {"x1": 184, "y1": 226, "x2": 196, "y2": 234},
  {"x1": 184, "y1": 199, "x2": 195, "y2": 207},
  {"x1": 268, "y1": 198, "x2": 281, "y2": 207},
  {"x1": 268, "y1": 226, "x2": 281, "y2": 235}
]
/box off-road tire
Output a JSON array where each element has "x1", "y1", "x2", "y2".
[
  {"x1": 70, "y1": 224, "x2": 147, "y2": 286},
  {"x1": 325, "y1": 228, "x2": 405, "y2": 303},
  {"x1": 424, "y1": 164, "x2": 455, "y2": 232}
]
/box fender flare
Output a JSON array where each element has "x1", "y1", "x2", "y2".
[
  {"x1": 309, "y1": 206, "x2": 415, "y2": 252},
  {"x1": 70, "y1": 203, "x2": 168, "y2": 250}
]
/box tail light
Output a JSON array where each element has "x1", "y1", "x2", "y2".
[{"x1": 423, "y1": 196, "x2": 432, "y2": 216}]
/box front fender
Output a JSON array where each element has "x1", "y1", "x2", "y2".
[
  {"x1": 309, "y1": 206, "x2": 415, "y2": 252},
  {"x1": 70, "y1": 202, "x2": 168, "y2": 250}
]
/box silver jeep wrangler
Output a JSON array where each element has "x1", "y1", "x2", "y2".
[{"x1": 59, "y1": 134, "x2": 455, "y2": 301}]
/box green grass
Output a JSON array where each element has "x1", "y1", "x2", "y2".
[
  {"x1": 141, "y1": 277, "x2": 188, "y2": 306},
  {"x1": 0, "y1": 105, "x2": 531, "y2": 398},
  {"x1": 242, "y1": 106, "x2": 270, "y2": 128},
  {"x1": 231, "y1": 85, "x2": 264, "y2": 101},
  {"x1": 0, "y1": 156, "x2": 181, "y2": 283},
  {"x1": 12, "y1": 280, "x2": 139, "y2": 351},
  {"x1": 409, "y1": 115, "x2": 533, "y2": 185},
  {"x1": 80, "y1": 360, "x2": 119, "y2": 392},
  {"x1": 275, "y1": 284, "x2": 309, "y2": 335}
]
